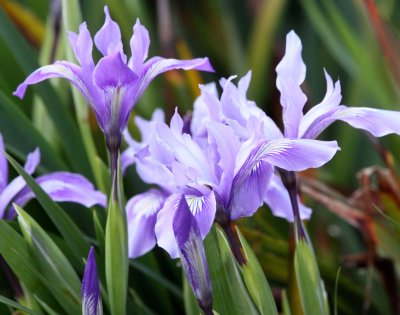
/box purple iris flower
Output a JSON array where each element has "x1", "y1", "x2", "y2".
[
  {"x1": 82, "y1": 247, "x2": 102, "y2": 315},
  {"x1": 0, "y1": 134, "x2": 106, "y2": 220},
  {"x1": 270, "y1": 30, "x2": 400, "y2": 223},
  {"x1": 13, "y1": 6, "x2": 214, "y2": 152},
  {"x1": 173, "y1": 195, "x2": 213, "y2": 315},
  {"x1": 122, "y1": 106, "x2": 339, "y2": 259},
  {"x1": 276, "y1": 31, "x2": 400, "y2": 141}
]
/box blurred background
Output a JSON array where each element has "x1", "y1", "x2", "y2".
[{"x1": 0, "y1": 0, "x2": 400, "y2": 314}]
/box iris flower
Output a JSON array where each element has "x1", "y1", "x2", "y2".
[
  {"x1": 14, "y1": 6, "x2": 214, "y2": 153},
  {"x1": 0, "y1": 134, "x2": 106, "y2": 219},
  {"x1": 195, "y1": 30, "x2": 400, "y2": 229},
  {"x1": 273, "y1": 30, "x2": 400, "y2": 227},
  {"x1": 122, "y1": 107, "x2": 339, "y2": 260}
]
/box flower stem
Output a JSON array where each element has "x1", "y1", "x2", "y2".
[
  {"x1": 109, "y1": 148, "x2": 119, "y2": 203},
  {"x1": 216, "y1": 210, "x2": 246, "y2": 265},
  {"x1": 106, "y1": 135, "x2": 121, "y2": 203},
  {"x1": 278, "y1": 169, "x2": 306, "y2": 241}
]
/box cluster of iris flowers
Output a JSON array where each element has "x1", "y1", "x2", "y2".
[{"x1": 9, "y1": 6, "x2": 400, "y2": 315}]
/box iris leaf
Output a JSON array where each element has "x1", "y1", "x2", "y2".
[
  {"x1": 4, "y1": 151, "x2": 90, "y2": 264},
  {"x1": 237, "y1": 228, "x2": 278, "y2": 315},
  {"x1": 294, "y1": 240, "x2": 329, "y2": 315},
  {"x1": 0, "y1": 294, "x2": 40, "y2": 315}
]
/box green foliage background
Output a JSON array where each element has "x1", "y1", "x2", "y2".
[{"x1": 0, "y1": 0, "x2": 400, "y2": 314}]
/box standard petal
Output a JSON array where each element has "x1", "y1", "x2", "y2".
[
  {"x1": 299, "y1": 70, "x2": 342, "y2": 138},
  {"x1": 94, "y1": 6, "x2": 124, "y2": 58},
  {"x1": 82, "y1": 247, "x2": 102, "y2": 315},
  {"x1": 129, "y1": 19, "x2": 150, "y2": 74},
  {"x1": 173, "y1": 195, "x2": 213, "y2": 312},
  {"x1": 237, "y1": 138, "x2": 340, "y2": 173},
  {"x1": 264, "y1": 174, "x2": 312, "y2": 221},
  {"x1": 126, "y1": 189, "x2": 165, "y2": 259},
  {"x1": 278, "y1": 78, "x2": 307, "y2": 138},
  {"x1": 154, "y1": 121, "x2": 218, "y2": 186},
  {"x1": 0, "y1": 134, "x2": 8, "y2": 192},
  {"x1": 135, "y1": 109, "x2": 165, "y2": 143},
  {"x1": 276, "y1": 31, "x2": 307, "y2": 138},
  {"x1": 14, "y1": 172, "x2": 107, "y2": 209},
  {"x1": 206, "y1": 122, "x2": 241, "y2": 204},
  {"x1": 191, "y1": 83, "x2": 220, "y2": 141},
  {"x1": 276, "y1": 30, "x2": 306, "y2": 86},
  {"x1": 229, "y1": 160, "x2": 274, "y2": 220},
  {"x1": 68, "y1": 22, "x2": 94, "y2": 70}
]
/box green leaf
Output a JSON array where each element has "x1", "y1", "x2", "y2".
[
  {"x1": 0, "y1": 220, "x2": 63, "y2": 314},
  {"x1": 4, "y1": 151, "x2": 90, "y2": 265},
  {"x1": 204, "y1": 225, "x2": 259, "y2": 315},
  {"x1": 0, "y1": 294, "x2": 40, "y2": 315},
  {"x1": 95, "y1": 155, "x2": 112, "y2": 195},
  {"x1": 0, "y1": 91, "x2": 66, "y2": 172},
  {"x1": 130, "y1": 259, "x2": 182, "y2": 299},
  {"x1": 334, "y1": 268, "x2": 341, "y2": 315},
  {"x1": 183, "y1": 272, "x2": 201, "y2": 315},
  {"x1": 34, "y1": 296, "x2": 62, "y2": 315},
  {"x1": 281, "y1": 290, "x2": 292, "y2": 315},
  {"x1": 237, "y1": 228, "x2": 278, "y2": 315},
  {"x1": 105, "y1": 179, "x2": 128, "y2": 315},
  {"x1": 129, "y1": 289, "x2": 158, "y2": 315},
  {"x1": 0, "y1": 9, "x2": 94, "y2": 180},
  {"x1": 15, "y1": 205, "x2": 81, "y2": 314},
  {"x1": 294, "y1": 240, "x2": 329, "y2": 315}
]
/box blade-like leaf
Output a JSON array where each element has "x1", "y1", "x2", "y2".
[
  {"x1": 105, "y1": 178, "x2": 128, "y2": 315},
  {"x1": 0, "y1": 91, "x2": 66, "y2": 172},
  {"x1": 183, "y1": 273, "x2": 201, "y2": 315},
  {"x1": 0, "y1": 9, "x2": 94, "y2": 179},
  {"x1": 4, "y1": 151, "x2": 90, "y2": 265},
  {"x1": 15, "y1": 205, "x2": 81, "y2": 314},
  {"x1": 0, "y1": 294, "x2": 40, "y2": 315},
  {"x1": 281, "y1": 290, "x2": 292, "y2": 315},
  {"x1": 294, "y1": 240, "x2": 329, "y2": 315},
  {"x1": 237, "y1": 228, "x2": 278, "y2": 315},
  {"x1": 204, "y1": 225, "x2": 258, "y2": 315},
  {"x1": 34, "y1": 295, "x2": 63, "y2": 315},
  {"x1": 0, "y1": 220, "x2": 67, "y2": 314}
]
